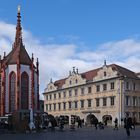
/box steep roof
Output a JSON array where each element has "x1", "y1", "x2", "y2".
[
  {"x1": 53, "y1": 64, "x2": 139, "y2": 89},
  {"x1": 2, "y1": 6, "x2": 32, "y2": 66},
  {"x1": 2, "y1": 44, "x2": 32, "y2": 65}
]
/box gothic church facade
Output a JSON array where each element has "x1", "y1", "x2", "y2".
[{"x1": 0, "y1": 6, "x2": 39, "y2": 116}]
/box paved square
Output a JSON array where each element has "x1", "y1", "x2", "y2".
[{"x1": 0, "y1": 126, "x2": 140, "y2": 140}]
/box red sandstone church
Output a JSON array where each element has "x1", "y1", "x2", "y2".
[{"x1": 0, "y1": 6, "x2": 39, "y2": 116}]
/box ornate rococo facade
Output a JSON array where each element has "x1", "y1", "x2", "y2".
[
  {"x1": 44, "y1": 62, "x2": 140, "y2": 125},
  {"x1": 0, "y1": 6, "x2": 39, "y2": 116}
]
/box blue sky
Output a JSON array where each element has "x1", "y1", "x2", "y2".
[
  {"x1": 1, "y1": 0, "x2": 140, "y2": 46},
  {"x1": 0, "y1": 0, "x2": 140, "y2": 97}
]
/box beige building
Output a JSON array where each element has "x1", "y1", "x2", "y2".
[{"x1": 43, "y1": 63, "x2": 140, "y2": 125}]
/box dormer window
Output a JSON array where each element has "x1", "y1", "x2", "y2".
[
  {"x1": 69, "y1": 80, "x2": 72, "y2": 85},
  {"x1": 104, "y1": 71, "x2": 106, "y2": 77},
  {"x1": 75, "y1": 79, "x2": 78, "y2": 84},
  {"x1": 50, "y1": 86, "x2": 52, "y2": 90}
]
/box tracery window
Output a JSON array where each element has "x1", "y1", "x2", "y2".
[
  {"x1": 9, "y1": 72, "x2": 16, "y2": 112},
  {"x1": 21, "y1": 72, "x2": 29, "y2": 109}
]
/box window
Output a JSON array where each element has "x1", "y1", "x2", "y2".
[
  {"x1": 103, "y1": 84, "x2": 107, "y2": 91},
  {"x1": 58, "y1": 103, "x2": 61, "y2": 110},
  {"x1": 110, "y1": 82, "x2": 114, "y2": 90},
  {"x1": 133, "y1": 97, "x2": 137, "y2": 106},
  {"x1": 80, "y1": 100, "x2": 84, "y2": 108},
  {"x1": 58, "y1": 92, "x2": 61, "y2": 98},
  {"x1": 49, "y1": 94, "x2": 52, "y2": 100},
  {"x1": 21, "y1": 72, "x2": 29, "y2": 110},
  {"x1": 63, "y1": 102, "x2": 66, "y2": 110},
  {"x1": 125, "y1": 96, "x2": 130, "y2": 106},
  {"x1": 75, "y1": 89, "x2": 78, "y2": 96},
  {"x1": 49, "y1": 104, "x2": 52, "y2": 111},
  {"x1": 75, "y1": 79, "x2": 78, "y2": 84},
  {"x1": 46, "y1": 104, "x2": 48, "y2": 111},
  {"x1": 63, "y1": 91, "x2": 66, "y2": 98},
  {"x1": 69, "y1": 90, "x2": 72, "y2": 97},
  {"x1": 54, "y1": 94, "x2": 56, "y2": 99},
  {"x1": 104, "y1": 71, "x2": 106, "y2": 77},
  {"x1": 103, "y1": 98, "x2": 107, "y2": 106},
  {"x1": 126, "y1": 82, "x2": 129, "y2": 90},
  {"x1": 53, "y1": 103, "x2": 56, "y2": 111},
  {"x1": 81, "y1": 88, "x2": 84, "y2": 95},
  {"x1": 69, "y1": 80, "x2": 72, "y2": 85},
  {"x1": 110, "y1": 97, "x2": 115, "y2": 106},
  {"x1": 88, "y1": 87, "x2": 92, "y2": 93},
  {"x1": 88, "y1": 99, "x2": 92, "y2": 107},
  {"x1": 96, "y1": 85, "x2": 100, "y2": 92},
  {"x1": 46, "y1": 95, "x2": 48, "y2": 100},
  {"x1": 69, "y1": 102, "x2": 72, "y2": 109},
  {"x1": 74, "y1": 101, "x2": 78, "y2": 108},
  {"x1": 96, "y1": 98, "x2": 100, "y2": 107},
  {"x1": 133, "y1": 83, "x2": 136, "y2": 91}
]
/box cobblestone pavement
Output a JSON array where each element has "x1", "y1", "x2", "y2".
[{"x1": 0, "y1": 126, "x2": 140, "y2": 140}]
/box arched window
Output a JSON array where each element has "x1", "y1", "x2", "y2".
[
  {"x1": 21, "y1": 72, "x2": 29, "y2": 109},
  {"x1": 9, "y1": 72, "x2": 16, "y2": 112}
]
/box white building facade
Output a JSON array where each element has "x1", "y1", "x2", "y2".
[{"x1": 44, "y1": 63, "x2": 140, "y2": 125}]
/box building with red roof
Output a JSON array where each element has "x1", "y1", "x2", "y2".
[
  {"x1": 0, "y1": 6, "x2": 39, "y2": 116},
  {"x1": 44, "y1": 61, "x2": 140, "y2": 125}
]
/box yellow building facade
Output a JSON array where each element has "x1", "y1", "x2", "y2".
[{"x1": 43, "y1": 63, "x2": 140, "y2": 125}]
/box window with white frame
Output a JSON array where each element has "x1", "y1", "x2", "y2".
[
  {"x1": 63, "y1": 102, "x2": 66, "y2": 110},
  {"x1": 69, "y1": 90, "x2": 72, "y2": 97},
  {"x1": 96, "y1": 98, "x2": 100, "y2": 107},
  {"x1": 75, "y1": 89, "x2": 78, "y2": 96},
  {"x1": 69, "y1": 101, "x2": 72, "y2": 109},
  {"x1": 103, "y1": 98, "x2": 107, "y2": 106},
  {"x1": 81, "y1": 88, "x2": 85, "y2": 95},
  {"x1": 110, "y1": 97, "x2": 115, "y2": 106},
  {"x1": 88, "y1": 86, "x2": 92, "y2": 93},
  {"x1": 87, "y1": 99, "x2": 92, "y2": 107},
  {"x1": 96, "y1": 85, "x2": 100, "y2": 92},
  {"x1": 58, "y1": 103, "x2": 61, "y2": 110},
  {"x1": 80, "y1": 100, "x2": 84, "y2": 108},
  {"x1": 74, "y1": 101, "x2": 78, "y2": 109}
]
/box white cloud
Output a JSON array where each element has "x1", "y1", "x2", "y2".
[{"x1": 0, "y1": 21, "x2": 140, "y2": 99}]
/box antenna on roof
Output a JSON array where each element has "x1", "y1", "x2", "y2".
[
  {"x1": 104, "y1": 60, "x2": 107, "y2": 66},
  {"x1": 50, "y1": 78, "x2": 53, "y2": 83}
]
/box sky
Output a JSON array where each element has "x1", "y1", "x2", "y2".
[{"x1": 0, "y1": 0, "x2": 140, "y2": 99}]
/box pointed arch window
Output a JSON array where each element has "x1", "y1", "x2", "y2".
[
  {"x1": 9, "y1": 72, "x2": 16, "y2": 112},
  {"x1": 21, "y1": 72, "x2": 29, "y2": 109}
]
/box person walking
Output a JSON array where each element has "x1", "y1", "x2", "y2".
[
  {"x1": 132, "y1": 116, "x2": 136, "y2": 130},
  {"x1": 124, "y1": 114, "x2": 132, "y2": 136},
  {"x1": 94, "y1": 118, "x2": 98, "y2": 130},
  {"x1": 77, "y1": 119, "x2": 82, "y2": 128},
  {"x1": 114, "y1": 118, "x2": 118, "y2": 130}
]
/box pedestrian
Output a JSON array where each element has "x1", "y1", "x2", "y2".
[
  {"x1": 77, "y1": 119, "x2": 82, "y2": 128},
  {"x1": 114, "y1": 118, "x2": 118, "y2": 130},
  {"x1": 104, "y1": 118, "x2": 108, "y2": 127},
  {"x1": 132, "y1": 116, "x2": 136, "y2": 130},
  {"x1": 124, "y1": 113, "x2": 132, "y2": 136},
  {"x1": 94, "y1": 118, "x2": 98, "y2": 129}
]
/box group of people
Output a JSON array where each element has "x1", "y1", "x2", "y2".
[{"x1": 113, "y1": 114, "x2": 136, "y2": 136}]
